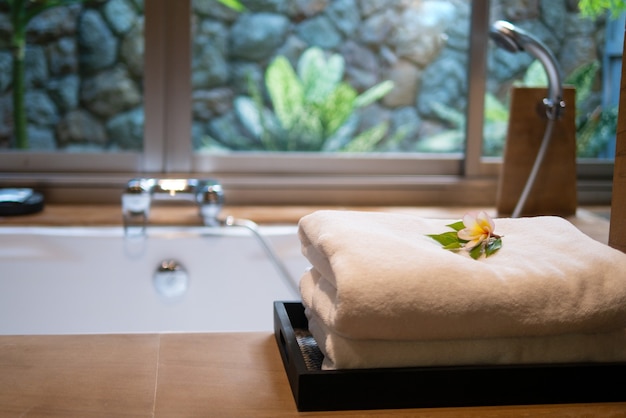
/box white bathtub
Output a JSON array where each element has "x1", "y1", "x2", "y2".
[{"x1": 0, "y1": 225, "x2": 309, "y2": 335}]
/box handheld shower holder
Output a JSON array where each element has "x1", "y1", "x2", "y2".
[{"x1": 542, "y1": 97, "x2": 566, "y2": 121}]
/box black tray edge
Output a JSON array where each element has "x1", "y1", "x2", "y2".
[{"x1": 273, "y1": 301, "x2": 626, "y2": 412}]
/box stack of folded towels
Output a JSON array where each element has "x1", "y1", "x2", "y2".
[{"x1": 298, "y1": 210, "x2": 626, "y2": 370}]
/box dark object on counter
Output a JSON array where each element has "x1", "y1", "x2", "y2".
[
  {"x1": 274, "y1": 301, "x2": 626, "y2": 412},
  {"x1": 0, "y1": 188, "x2": 44, "y2": 216}
]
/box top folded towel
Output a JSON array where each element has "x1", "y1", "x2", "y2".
[{"x1": 298, "y1": 210, "x2": 626, "y2": 341}]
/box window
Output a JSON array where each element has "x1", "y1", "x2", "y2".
[
  {"x1": 191, "y1": 0, "x2": 470, "y2": 155},
  {"x1": 484, "y1": 1, "x2": 623, "y2": 160},
  {"x1": 0, "y1": 0, "x2": 617, "y2": 206},
  {"x1": 0, "y1": 0, "x2": 145, "y2": 170}
]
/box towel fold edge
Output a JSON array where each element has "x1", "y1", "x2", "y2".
[{"x1": 305, "y1": 309, "x2": 626, "y2": 370}]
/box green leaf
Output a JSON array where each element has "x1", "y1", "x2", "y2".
[
  {"x1": 285, "y1": 112, "x2": 325, "y2": 151},
  {"x1": 483, "y1": 93, "x2": 510, "y2": 122},
  {"x1": 446, "y1": 220, "x2": 465, "y2": 232},
  {"x1": 354, "y1": 80, "x2": 395, "y2": 108},
  {"x1": 318, "y1": 83, "x2": 358, "y2": 138},
  {"x1": 565, "y1": 61, "x2": 600, "y2": 114},
  {"x1": 216, "y1": 0, "x2": 246, "y2": 12},
  {"x1": 341, "y1": 121, "x2": 388, "y2": 152},
  {"x1": 427, "y1": 231, "x2": 460, "y2": 247},
  {"x1": 469, "y1": 245, "x2": 483, "y2": 260},
  {"x1": 298, "y1": 47, "x2": 344, "y2": 103},
  {"x1": 521, "y1": 60, "x2": 548, "y2": 87},
  {"x1": 578, "y1": 0, "x2": 626, "y2": 19},
  {"x1": 430, "y1": 101, "x2": 464, "y2": 128},
  {"x1": 485, "y1": 237, "x2": 503, "y2": 257},
  {"x1": 265, "y1": 56, "x2": 305, "y2": 131},
  {"x1": 442, "y1": 241, "x2": 464, "y2": 250}
]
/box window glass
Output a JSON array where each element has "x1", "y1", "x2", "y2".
[
  {"x1": 0, "y1": 0, "x2": 144, "y2": 151},
  {"x1": 484, "y1": 0, "x2": 621, "y2": 159},
  {"x1": 191, "y1": 0, "x2": 471, "y2": 154}
]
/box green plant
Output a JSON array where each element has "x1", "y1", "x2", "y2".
[
  {"x1": 566, "y1": 60, "x2": 619, "y2": 157},
  {"x1": 578, "y1": 0, "x2": 626, "y2": 18},
  {"x1": 238, "y1": 46, "x2": 394, "y2": 151},
  {"x1": 8, "y1": 0, "x2": 92, "y2": 149},
  {"x1": 216, "y1": 0, "x2": 245, "y2": 11}
]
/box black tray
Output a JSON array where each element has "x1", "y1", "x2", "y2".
[{"x1": 273, "y1": 301, "x2": 626, "y2": 412}]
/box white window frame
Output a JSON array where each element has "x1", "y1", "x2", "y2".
[{"x1": 0, "y1": 0, "x2": 614, "y2": 206}]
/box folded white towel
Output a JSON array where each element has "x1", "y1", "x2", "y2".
[
  {"x1": 298, "y1": 211, "x2": 626, "y2": 341},
  {"x1": 306, "y1": 308, "x2": 626, "y2": 370}
]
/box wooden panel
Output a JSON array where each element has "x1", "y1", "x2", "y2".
[
  {"x1": 154, "y1": 333, "x2": 297, "y2": 417},
  {"x1": 610, "y1": 32, "x2": 626, "y2": 253},
  {"x1": 0, "y1": 334, "x2": 159, "y2": 417},
  {"x1": 496, "y1": 87, "x2": 577, "y2": 217},
  {"x1": 0, "y1": 333, "x2": 625, "y2": 416}
]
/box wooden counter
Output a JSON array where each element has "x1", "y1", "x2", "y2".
[
  {"x1": 0, "y1": 204, "x2": 612, "y2": 244},
  {"x1": 1, "y1": 204, "x2": 622, "y2": 416},
  {"x1": 0, "y1": 204, "x2": 491, "y2": 226},
  {"x1": 1, "y1": 332, "x2": 625, "y2": 417}
]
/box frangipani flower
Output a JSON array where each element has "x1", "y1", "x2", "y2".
[
  {"x1": 457, "y1": 211, "x2": 497, "y2": 250},
  {"x1": 427, "y1": 211, "x2": 502, "y2": 259}
]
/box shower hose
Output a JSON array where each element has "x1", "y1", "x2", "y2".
[{"x1": 511, "y1": 116, "x2": 557, "y2": 218}]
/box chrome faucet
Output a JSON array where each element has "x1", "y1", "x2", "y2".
[
  {"x1": 122, "y1": 178, "x2": 224, "y2": 229},
  {"x1": 121, "y1": 177, "x2": 299, "y2": 294}
]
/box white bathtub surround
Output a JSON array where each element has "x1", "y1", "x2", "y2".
[
  {"x1": 297, "y1": 210, "x2": 626, "y2": 369},
  {"x1": 0, "y1": 225, "x2": 308, "y2": 335}
]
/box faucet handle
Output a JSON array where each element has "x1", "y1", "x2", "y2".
[
  {"x1": 122, "y1": 178, "x2": 153, "y2": 213},
  {"x1": 122, "y1": 178, "x2": 153, "y2": 234},
  {"x1": 196, "y1": 180, "x2": 224, "y2": 226}
]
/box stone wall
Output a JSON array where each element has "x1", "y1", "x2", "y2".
[
  {"x1": 0, "y1": 0, "x2": 144, "y2": 150},
  {"x1": 0, "y1": 0, "x2": 609, "y2": 153}
]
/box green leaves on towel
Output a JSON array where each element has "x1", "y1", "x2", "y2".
[{"x1": 427, "y1": 212, "x2": 502, "y2": 260}]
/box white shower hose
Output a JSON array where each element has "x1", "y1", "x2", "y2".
[{"x1": 511, "y1": 116, "x2": 557, "y2": 218}]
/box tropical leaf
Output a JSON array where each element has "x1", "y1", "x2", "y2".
[
  {"x1": 469, "y1": 245, "x2": 483, "y2": 260},
  {"x1": 265, "y1": 56, "x2": 305, "y2": 131},
  {"x1": 485, "y1": 237, "x2": 503, "y2": 257},
  {"x1": 341, "y1": 121, "x2": 388, "y2": 152},
  {"x1": 285, "y1": 111, "x2": 325, "y2": 151},
  {"x1": 446, "y1": 220, "x2": 465, "y2": 231},
  {"x1": 566, "y1": 60, "x2": 600, "y2": 108},
  {"x1": 520, "y1": 60, "x2": 548, "y2": 87},
  {"x1": 483, "y1": 93, "x2": 509, "y2": 121},
  {"x1": 298, "y1": 47, "x2": 344, "y2": 103},
  {"x1": 318, "y1": 83, "x2": 358, "y2": 138},
  {"x1": 430, "y1": 101, "x2": 464, "y2": 128},
  {"x1": 427, "y1": 231, "x2": 461, "y2": 247},
  {"x1": 354, "y1": 80, "x2": 394, "y2": 108},
  {"x1": 216, "y1": 0, "x2": 245, "y2": 12},
  {"x1": 415, "y1": 129, "x2": 464, "y2": 153},
  {"x1": 578, "y1": 0, "x2": 626, "y2": 18}
]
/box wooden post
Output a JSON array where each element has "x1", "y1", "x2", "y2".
[
  {"x1": 609, "y1": 35, "x2": 626, "y2": 253},
  {"x1": 496, "y1": 87, "x2": 577, "y2": 217}
]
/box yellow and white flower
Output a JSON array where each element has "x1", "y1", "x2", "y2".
[{"x1": 457, "y1": 211, "x2": 498, "y2": 250}]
